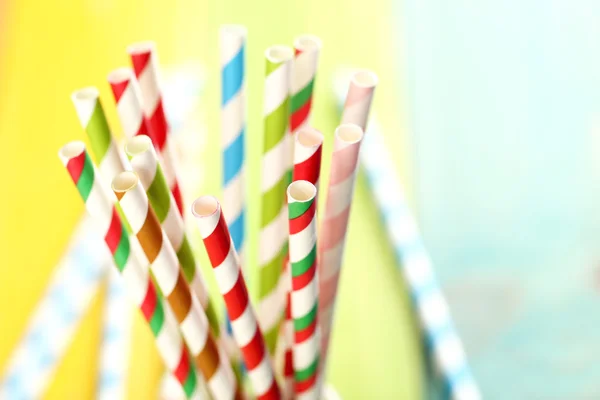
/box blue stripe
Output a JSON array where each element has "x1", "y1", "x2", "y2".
[
  {"x1": 223, "y1": 130, "x2": 245, "y2": 185},
  {"x1": 229, "y1": 210, "x2": 245, "y2": 253},
  {"x1": 221, "y1": 47, "x2": 244, "y2": 106}
]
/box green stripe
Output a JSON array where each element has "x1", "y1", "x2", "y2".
[
  {"x1": 260, "y1": 174, "x2": 287, "y2": 228},
  {"x1": 291, "y1": 246, "x2": 316, "y2": 277},
  {"x1": 205, "y1": 301, "x2": 221, "y2": 338},
  {"x1": 76, "y1": 153, "x2": 95, "y2": 201},
  {"x1": 176, "y1": 238, "x2": 196, "y2": 282},
  {"x1": 263, "y1": 322, "x2": 281, "y2": 356},
  {"x1": 113, "y1": 225, "x2": 130, "y2": 272},
  {"x1": 182, "y1": 367, "x2": 198, "y2": 397},
  {"x1": 263, "y1": 99, "x2": 289, "y2": 153},
  {"x1": 146, "y1": 166, "x2": 171, "y2": 222},
  {"x1": 85, "y1": 101, "x2": 111, "y2": 162},
  {"x1": 294, "y1": 357, "x2": 319, "y2": 382},
  {"x1": 291, "y1": 79, "x2": 314, "y2": 114},
  {"x1": 288, "y1": 198, "x2": 313, "y2": 219},
  {"x1": 116, "y1": 204, "x2": 132, "y2": 234},
  {"x1": 266, "y1": 60, "x2": 283, "y2": 75},
  {"x1": 293, "y1": 302, "x2": 317, "y2": 331},
  {"x1": 149, "y1": 298, "x2": 165, "y2": 336},
  {"x1": 258, "y1": 249, "x2": 284, "y2": 297}
]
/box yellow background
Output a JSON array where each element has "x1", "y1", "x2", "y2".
[{"x1": 0, "y1": 0, "x2": 422, "y2": 398}]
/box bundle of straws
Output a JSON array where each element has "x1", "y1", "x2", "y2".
[{"x1": 58, "y1": 26, "x2": 377, "y2": 400}]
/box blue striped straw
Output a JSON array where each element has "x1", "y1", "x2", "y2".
[
  {"x1": 0, "y1": 216, "x2": 109, "y2": 399},
  {"x1": 334, "y1": 75, "x2": 481, "y2": 400}
]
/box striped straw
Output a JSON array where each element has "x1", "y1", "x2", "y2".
[
  {"x1": 340, "y1": 71, "x2": 378, "y2": 132},
  {"x1": 108, "y1": 68, "x2": 158, "y2": 145},
  {"x1": 318, "y1": 124, "x2": 365, "y2": 372},
  {"x1": 290, "y1": 35, "x2": 322, "y2": 133},
  {"x1": 287, "y1": 181, "x2": 320, "y2": 399},
  {"x1": 58, "y1": 142, "x2": 201, "y2": 398},
  {"x1": 71, "y1": 87, "x2": 132, "y2": 397},
  {"x1": 220, "y1": 24, "x2": 247, "y2": 266},
  {"x1": 258, "y1": 45, "x2": 294, "y2": 355},
  {"x1": 0, "y1": 216, "x2": 106, "y2": 400},
  {"x1": 112, "y1": 172, "x2": 240, "y2": 400},
  {"x1": 125, "y1": 135, "x2": 220, "y2": 336},
  {"x1": 127, "y1": 41, "x2": 184, "y2": 215},
  {"x1": 192, "y1": 196, "x2": 281, "y2": 400}
]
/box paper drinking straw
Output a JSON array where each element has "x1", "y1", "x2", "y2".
[
  {"x1": 340, "y1": 71, "x2": 378, "y2": 131},
  {"x1": 125, "y1": 136, "x2": 220, "y2": 336},
  {"x1": 58, "y1": 142, "x2": 202, "y2": 398},
  {"x1": 290, "y1": 35, "x2": 322, "y2": 133},
  {"x1": 318, "y1": 124, "x2": 364, "y2": 370},
  {"x1": 0, "y1": 216, "x2": 107, "y2": 400},
  {"x1": 192, "y1": 196, "x2": 281, "y2": 400},
  {"x1": 220, "y1": 24, "x2": 247, "y2": 266},
  {"x1": 287, "y1": 181, "x2": 320, "y2": 399},
  {"x1": 128, "y1": 41, "x2": 184, "y2": 215},
  {"x1": 258, "y1": 45, "x2": 294, "y2": 355},
  {"x1": 108, "y1": 68, "x2": 157, "y2": 143},
  {"x1": 112, "y1": 172, "x2": 239, "y2": 400}
]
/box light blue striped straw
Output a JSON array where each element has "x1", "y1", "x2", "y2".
[
  {"x1": 0, "y1": 216, "x2": 109, "y2": 399},
  {"x1": 334, "y1": 74, "x2": 481, "y2": 400}
]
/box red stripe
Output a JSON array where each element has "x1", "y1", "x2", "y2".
[
  {"x1": 240, "y1": 327, "x2": 265, "y2": 370},
  {"x1": 291, "y1": 261, "x2": 316, "y2": 291},
  {"x1": 289, "y1": 202, "x2": 316, "y2": 234},
  {"x1": 294, "y1": 318, "x2": 317, "y2": 343},
  {"x1": 173, "y1": 350, "x2": 191, "y2": 384},
  {"x1": 203, "y1": 214, "x2": 232, "y2": 267},
  {"x1": 290, "y1": 97, "x2": 312, "y2": 133},
  {"x1": 104, "y1": 208, "x2": 123, "y2": 254},
  {"x1": 295, "y1": 372, "x2": 318, "y2": 394},
  {"x1": 293, "y1": 146, "x2": 322, "y2": 185},
  {"x1": 285, "y1": 292, "x2": 292, "y2": 319},
  {"x1": 136, "y1": 117, "x2": 152, "y2": 138},
  {"x1": 66, "y1": 151, "x2": 86, "y2": 184},
  {"x1": 171, "y1": 182, "x2": 184, "y2": 216},
  {"x1": 284, "y1": 349, "x2": 293, "y2": 376},
  {"x1": 294, "y1": 48, "x2": 303, "y2": 56},
  {"x1": 140, "y1": 280, "x2": 157, "y2": 321},
  {"x1": 257, "y1": 381, "x2": 281, "y2": 400},
  {"x1": 109, "y1": 80, "x2": 129, "y2": 103},
  {"x1": 223, "y1": 273, "x2": 249, "y2": 320},
  {"x1": 147, "y1": 101, "x2": 168, "y2": 150},
  {"x1": 130, "y1": 50, "x2": 151, "y2": 77}
]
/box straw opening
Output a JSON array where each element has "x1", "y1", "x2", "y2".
[
  {"x1": 297, "y1": 127, "x2": 323, "y2": 148},
  {"x1": 288, "y1": 180, "x2": 317, "y2": 203},
  {"x1": 294, "y1": 35, "x2": 322, "y2": 52},
  {"x1": 265, "y1": 46, "x2": 293, "y2": 63},
  {"x1": 107, "y1": 67, "x2": 133, "y2": 83},
  {"x1": 336, "y1": 124, "x2": 364, "y2": 144},
  {"x1": 112, "y1": 171, "x2": 139, "y2": 193},
  {"x1": 220, "y1": 24, "x2": 247, "y2": 37},
  {"x1": 352, "y1": 70, "x2": 378, "y2": 88},
  {"x1": 192, "y1": 196, "x2": 219, "y2": 217},
  {"x1": 72, "y1": 87, "x2": 99, "y2": 101},
  {"x1": 125, "y1": 136, "x2": 152, "y2": 156},
  {"x1": 127, "y1": 41, "x2": 156, "y2": 55},
  {"x1": 59, "y1": 141, "x2": 85, "y2": 159}
]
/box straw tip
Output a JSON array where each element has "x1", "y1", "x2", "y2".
[
  {"x1": 296, "y1": 127, "x2": 324, "y2": 148},
  {"x1": 294, "y1": 34, "x2": 322, "y2": 51},
  {"x1": 71, "y1": 87, "x2": 99, "y2": 102},
  {"x1": 107, "y1": 67, "x2": 134, "y2": 83},
  {"x1": 112, "y1": 171, "x2": 139, "y2": 193},
  {"x1": 127, "y1": 41, "x2": 156, "y2": 55},
  {"x1": 352, "y1": 70, "x2": 378, "y2": 88},
  {"x1": 191, "y1": 196, "x2": 220, "y2": 218},
  {"x1": 125, "y1": 135, "x2": 153, "y2": 156},
  {"x1": 265, "y1": 45, "x2": 294, "y2": 63},
  {"x1": 287, "y1": 180, "x2": 317, "y2": 203},
  {"x1": 335, "y1": 123, "x2": 364, "y2": 144},
  {"x1": 58, "y1": 141, "x2": 85, "y2": 161}
]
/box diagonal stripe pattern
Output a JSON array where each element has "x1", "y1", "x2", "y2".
[
  {"x1": 290, "y1": 35, "x2": 321, "y2": 134},
  {"x1": 192, "y1": 196, "x2": 281, "y2": 400},
  {"x1": 58, "y1": 142, "x2": 200, "y2": 398},
  {"x1": 112, "y1": 172, "x2": 240, "y2": 400}
]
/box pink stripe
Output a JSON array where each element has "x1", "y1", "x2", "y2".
[
  {"x1": 329, "y1": 143, "x2": 360, "y2": 184},
  {"x1": 344, "y1": 85, "x2": 373, "y2": 108},
  {"x1": 318, "y1": 272, "x2": 339, "y2": 311},
  {"x1": 320, "y1": 207, "x2": 350, "y2": 251}
]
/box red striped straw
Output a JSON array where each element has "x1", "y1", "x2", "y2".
[
  {"x1": 127, "y1": 42, "x2": 184, "y2": 215},
  {"x1": 192, "y1": 196, "x2": 282, "y2": 400}
]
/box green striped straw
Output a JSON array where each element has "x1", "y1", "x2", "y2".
[
  {"x1": 125, "y1": 135, "x2": 220, "y2": 336},
  {"x1": 258, "y1": 45, "x2": 294, "y2": 354}
]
